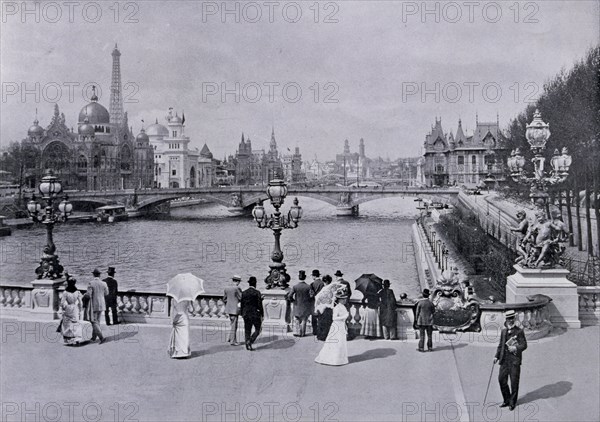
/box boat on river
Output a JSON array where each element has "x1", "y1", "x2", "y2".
[{"x1": 95, "y1": 205, "x2": 128, "y2": 223}]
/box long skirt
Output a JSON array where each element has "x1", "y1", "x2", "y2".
[
  {"x1": 315, "y1": 319, "x2": 348, "y2": 366},
  {"x1": 168, "y1": 310, "x2": 191, "y2": 358},
  {"x1": 360, "y1": 307, "x2": 382, "y2": 338},
  {"x1": 60, "y1": 304, "x2": 83, "y2": 345}
]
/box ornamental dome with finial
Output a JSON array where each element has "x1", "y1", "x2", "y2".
[
  {"x1": 28, "y1": 118, "x2": 44, "y2": 137},
  {"x1": 146, "y1": 118, "x2": 169, "y2": 137},
  {"x1": 78, "y1": 117, "x2": 95, "y2": 136},
  {"x1": 136, "y1": 127, "x2": 149, "y2": 143},
  {"x1": 169, "y1": 113, "x2": 182, "y2": 124},
  {"x1": 78, "y1": 86, "x2": 110, "y2": 124}
]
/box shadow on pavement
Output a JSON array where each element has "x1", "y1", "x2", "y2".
[
  {"x1": 519, "y1": 381, "x2": 573, "y2": 405},
  {"x1": 432, "y1": 343, "x2": 468, "y2": 352},
  {"x1": 349, "y1": 348, "x2": 396, "y2": 364}
]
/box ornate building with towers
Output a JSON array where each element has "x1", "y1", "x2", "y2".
[
  {"x1": 146, "y1": 110, "x2": 214, "y2": 188},
  {"x1": 335, "y1": 138, "x2": 371, "y2": 181},
  {"x1": 233, "y1": 128, "x2": 285, "y2": 185},
  {"x1": 422, "y1": 115, "x2": 508, "y2": 187},
  {"x1": 20, "y1": 44, "x2": 154, "y2": 191}
]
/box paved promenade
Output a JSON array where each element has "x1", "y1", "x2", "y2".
[{"x1": 0, "y1": 319, "x2": 598, "y2": 422}]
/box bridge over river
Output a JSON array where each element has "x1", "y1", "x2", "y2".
[{"x1": 66, "y1": 186, "x2": 460, "y2": 216}]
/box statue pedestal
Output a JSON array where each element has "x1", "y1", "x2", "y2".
[
  {"x1": 261, "y1": 289, "x2": 292, "y2": 336},
  {"x1": 30, "y1": 278, "x2": 65, "y2": 320},
  {"x1": 506, "y1": 265, "x2": 580, "y2": 328}
]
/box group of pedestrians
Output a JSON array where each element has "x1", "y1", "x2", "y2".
[
  {"x1": 57, "y1": 266, "x2": 119, "y2": 346},
  {"x1": 221, "y1": 275, "x2": 264, "y2": 351}
]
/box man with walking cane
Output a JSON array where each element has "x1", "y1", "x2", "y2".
[{"x1": 492, "y1": 310, "x2": 527, "y2": 411}]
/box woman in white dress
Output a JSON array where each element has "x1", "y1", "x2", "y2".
[
  {"x1": 59, "y1": 276, "x2": 83, "y2": 345},
  {"x1": 168, "y1": 299, "x2": 191, "y2": 358},
  {"x1": 315, "y1": 287, "x2": 349, "y2": 366}
]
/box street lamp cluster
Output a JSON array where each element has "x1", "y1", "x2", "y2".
[
  {"x1": 27, "y1": 169, "x2": 73, "y2": 280},
  {"x1": 507, "y1": 109, "x2": 572, "y2": 210},
  {"x1": 252, "y1": 176, "x2": 303, "y2": 289}
]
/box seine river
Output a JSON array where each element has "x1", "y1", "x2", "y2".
[{"x1": 0, "y1": 197, "x2": 421, "y2": 297}]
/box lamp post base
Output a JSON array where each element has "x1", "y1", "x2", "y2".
[
  {"x1": 264, "y1": 263, "x2": 290, "y2": 290},
  {"x1": 30, "y1": 277, "x2": 65, "y2": 320}
]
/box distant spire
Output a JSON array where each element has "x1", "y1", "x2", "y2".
[{"x1": 155, "y1": 118, "x2": 159, "y2": 124}]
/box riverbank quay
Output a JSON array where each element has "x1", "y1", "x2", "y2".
[{"x1": 1, "y1": 317, "x2": 597, "y2": 422}]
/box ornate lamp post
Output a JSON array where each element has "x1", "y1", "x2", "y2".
[
  {"x1": 27, "y1": 169, "x2": 73, "y2": 279},
  {"x1": 506, "y1": 109, "x2": 573, "y2": 269},
  {"x1": 252, "y1": 176, "x2": 303, "y2": 289},
  {"x1": 507, "y1": 110, "x2": 572, "y2": 209}
]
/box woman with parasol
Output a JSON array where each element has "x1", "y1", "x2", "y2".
[
  {"x1": 166, "y1": 273, "x2": 205, "y2": 359},
  {"x1": 315, "y1": 285, "x2": 350, "y2": 366},
  {"x1": 355, "y1": 274, "x2": 383, "y2": 339}
]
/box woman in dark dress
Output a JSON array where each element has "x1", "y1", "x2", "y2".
[
  {"x1": 316, "y1": 275, "x2": 334, "y2": 341},
  {"x1": 378, "y1": 279, "x2": 397, "y2": 340}
]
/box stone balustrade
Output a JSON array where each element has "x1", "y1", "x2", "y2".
[
  {"x1": 577, "y1": 286, "x2": 600, "y2": 326},
  {"x1": 479, "y1": 294, "x2": 553, "y2": 340},
  {"x1": 0, "y1": 283, "x2": 589, "y2": 337}
]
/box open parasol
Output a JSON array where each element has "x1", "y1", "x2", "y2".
[
  {"x1": 166, "y1": 273, "x2": 205, "y2": 303},
  {"x1": 314, "y1": 282, "x2": 341, "y2": 313},
  {"x1": 355, "y1": 274, "x2": 383, "y2": 297}
]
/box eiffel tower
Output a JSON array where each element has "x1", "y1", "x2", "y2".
[{"x1": 109, "y1": 43, "x2": 124, "y2": 127}]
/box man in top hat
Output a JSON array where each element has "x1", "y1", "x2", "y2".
[
  {"x1": 89, "y1": 268, "x2": 109, "y2": 344},
  {"x1": 104, "y1": 267, "x2": 119, "y2": 326},
  {"x1": 223, "y1": 275, "x2": 243, "y2": 345},
  {"x1": 241, "y1": 276, "x2": 264, "y2": 351},
  {"x1": 415, "y1": 288, "x2": 435, "y2": 352},
  {"x1": 286, "y1": 270, "x2": 313, "y2": 337},
  {"x1": 494, "y1": 310, "x2": 527, "y2": 411},
  {"x1": 309, "y1": 269, "x2": 324, "y2": 336},
  {"x1": 334, "y1": 270, "x2": 352, "y2": 300}
]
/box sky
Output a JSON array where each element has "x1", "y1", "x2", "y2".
[{"x1": 1, "y1": 0, "x2": 598, "y2": 160}]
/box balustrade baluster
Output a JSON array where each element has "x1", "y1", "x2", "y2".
[
  {"x1": 117, "y1": 295, "x2": 125, "y2": 312},
  {"x1": 13, "y1": 290, "x2": 22, "y2": 308},
  {"x1": 0, "y1": 288, "x2": 6, "y2": 306},
  {"x1": 139, "y1": 297, "x2": 149, "y2": 315}
]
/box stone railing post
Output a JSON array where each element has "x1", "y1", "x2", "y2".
[
  {"x1": 30, "y1": 278, "x2": 65, "y2": 320},
  {"x1": 578, "y1": 286, "x2": 600, "y2": 327}
]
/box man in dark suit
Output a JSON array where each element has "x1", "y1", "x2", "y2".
[
  {"x1": 415, "y1": 288, "x2": 435, "y2": 352},
  {"x1": 223, "y1": 275, "x2": 243, "y2": 346},
  {"x1": 104, "y1": 267, "x2": 119, "y2": 326},
  {"x1": 309, "y1": 269, "x2": 324, "y2": 336},
  {"x1": 334, "y1": 270, "x2": 352, "y2": 299},
  {"x1": 286, "y1": 270, "x2": 314, "y2": 337},
  {"x1": 494, "y1": 310, "x2": 528, "y2": 411},
  {"x1": 241, "y1": 276, "x2": 264, "y2": 351}
]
